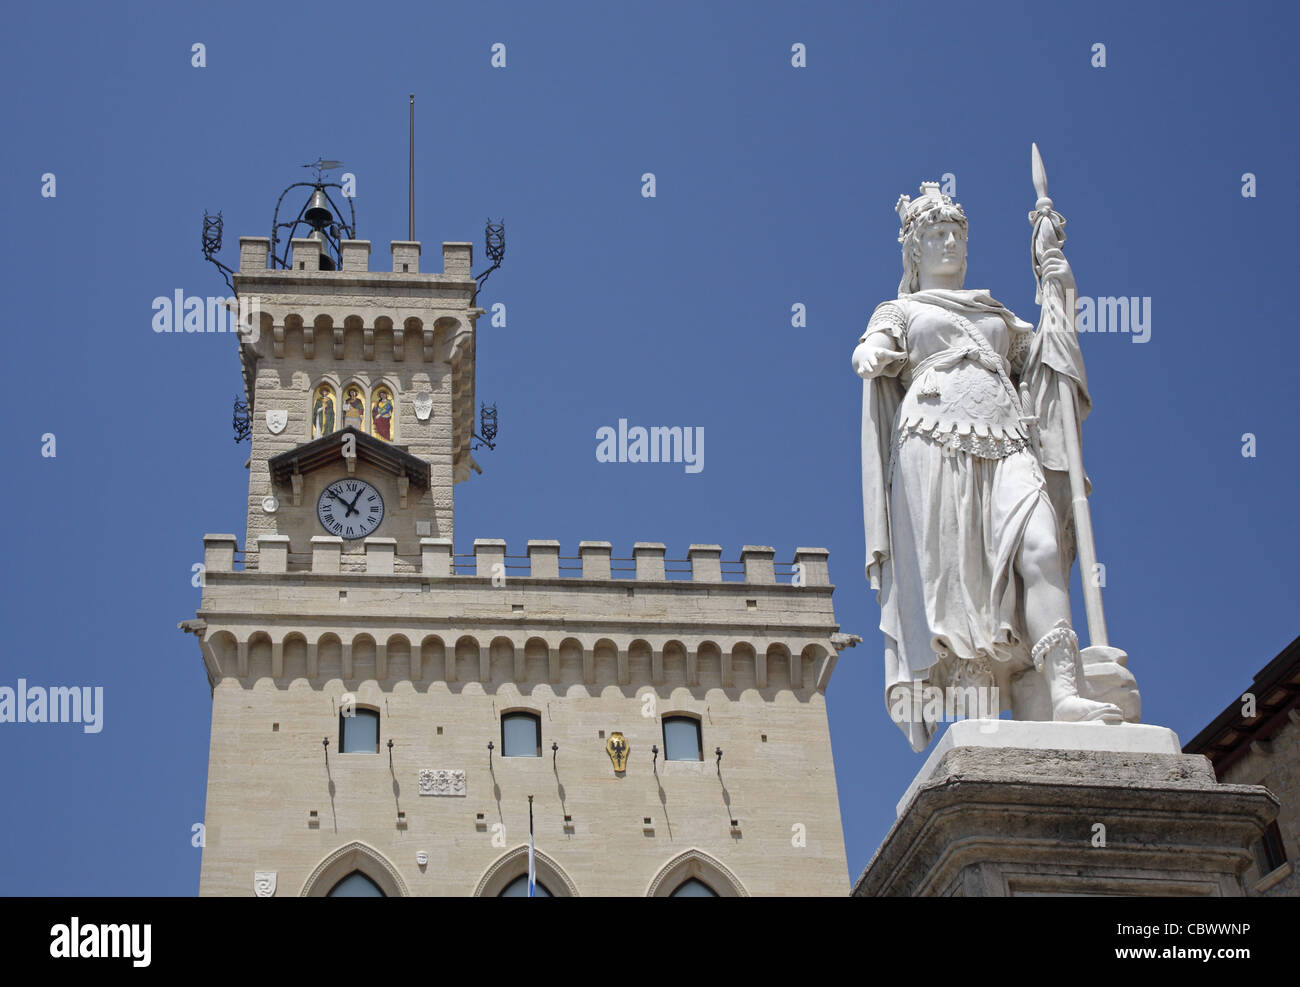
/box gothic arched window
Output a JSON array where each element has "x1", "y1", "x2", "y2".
[
  {"x1": 670, "y1": 877, "x2": 718, "y2": 897},
  {"x1": 499, "y1": 875, "x2": 552, "y2": 897},
  {"x1": 327, "y1": 870, "x2": 385, "y2": 897}
]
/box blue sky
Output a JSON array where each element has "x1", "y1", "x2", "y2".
[{"x1": 0, "y1": 0, "x2": 1296, "y2": 894}]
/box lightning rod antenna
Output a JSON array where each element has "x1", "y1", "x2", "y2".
[{"x1": 409, "y1": 94, "x2": 415, "y2": 242}]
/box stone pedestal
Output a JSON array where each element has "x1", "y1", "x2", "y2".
[{"x1": 855, "y1": 721, "x2": 1278, "y2": 897}]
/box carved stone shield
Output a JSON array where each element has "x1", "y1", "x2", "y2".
[
  {"x1": 253, "y1": 872, "x2": 277, "y2": 897},
  {"x1": 265, "y1": 410, "x2": 288, "y2": 434},
  {"x1": 413, "y1": 391, "x2": 433, "y2": 421}
]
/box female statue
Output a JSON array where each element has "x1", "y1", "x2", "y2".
[{"x1": 853, "y1": 182, "x2": 1124, "y2": 751}]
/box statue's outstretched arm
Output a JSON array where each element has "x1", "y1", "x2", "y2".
[{"x1": 852, "y1": 331, "x2": 906, "y2": 379}]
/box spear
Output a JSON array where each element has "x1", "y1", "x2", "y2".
[{"x1": 1029, "y1": 143, "x2": 1111, "y2": 649}]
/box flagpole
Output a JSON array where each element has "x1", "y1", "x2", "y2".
[
  {"x1": 527, "y1": 795, "x2": 535, "y2": 898},
  {"x1": 408, "y1": 94, "x2": 415, "y2": 242}
]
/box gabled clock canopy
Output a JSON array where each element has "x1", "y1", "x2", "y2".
[{"x1": 268, "y1": 426, "x2": 430, "y2": 491}]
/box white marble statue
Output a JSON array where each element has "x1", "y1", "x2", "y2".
[{"x1": 854, "y1": 154, "x2": 1140, "y2": 752}]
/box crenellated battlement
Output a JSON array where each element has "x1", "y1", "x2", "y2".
[
  {"x1": 206, "y1": 535, "x2": 830, "y2": 584},
  {"x1": 231, "y1": 235, "x2": 480, "y2": 380},
  {"x1": 193, "y1": 536, "x2": 842, "y2": 695},
  {"x1": 237, "y1": 236, "x2": 474, "y2": 280}
]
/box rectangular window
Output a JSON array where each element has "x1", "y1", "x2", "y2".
[
  {"x1": 1254, "y1": 820, "x2": 1287, "y2": 875},
  {"x1": 663, "y1": 716, "x2": 702, "y2": 761},
  {"x1": 502, "y1": 712, "x2": 541, "y2": 757},
  {"x1": 340, "y1": 709, "x2": 379, "y2": 753}
]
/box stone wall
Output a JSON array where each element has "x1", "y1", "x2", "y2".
[{"x1": 1219, "y1": 712, "x2": 1300, "y2": 896}]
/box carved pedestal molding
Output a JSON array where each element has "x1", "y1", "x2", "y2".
[{"x1": 857, "y1": 722, "x2": 1278, "y2": 897}]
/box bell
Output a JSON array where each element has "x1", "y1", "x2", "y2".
[
  {"x1": 307, "y1": 229, "x2": 336, "y2": 271},
  {"x1": 304, "y1": 188, "x2": 332, "y2": 229}
]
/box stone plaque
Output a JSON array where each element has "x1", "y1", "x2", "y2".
[{"x1": 418, "y1": 768, "x2": 466, "y2": 797}]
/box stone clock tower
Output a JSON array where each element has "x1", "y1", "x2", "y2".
[
  {"x1": 235, "y1": 228, "x2": 480, "y2": 570},
  {"x1": 185, "y1": 188, "x2": 852, "y2": 897}
]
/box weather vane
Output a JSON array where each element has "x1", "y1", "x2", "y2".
[{"x1": 302, "y1": 158, "x2": 344, "y2": 182}]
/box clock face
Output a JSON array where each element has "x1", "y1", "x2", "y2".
[{"x1": 317, "y1": 479, "x2": 385, "y2": 540}]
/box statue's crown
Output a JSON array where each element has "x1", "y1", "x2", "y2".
[{"x1": 895, "y1": 181, "x2": 961, "y2": 243}]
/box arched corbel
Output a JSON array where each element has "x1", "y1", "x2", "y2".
[{"x1": 448, "y1": 331, "x2": 472, "y2": 367}]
